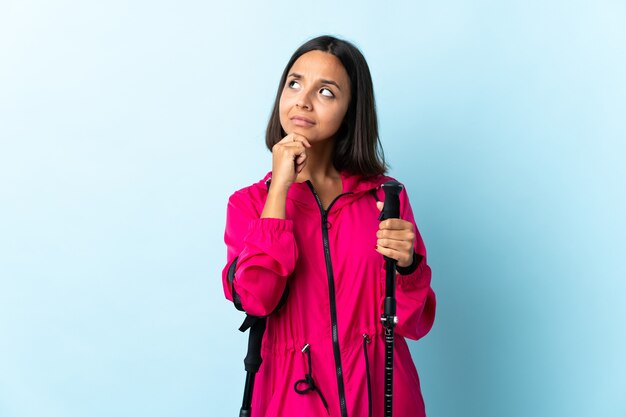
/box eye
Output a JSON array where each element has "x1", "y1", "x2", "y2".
[
  {"x1": 320, "y1": 88, "x2": 334, "y2": 98},
  {"x1": 288, "y1": 80, "x2": 301, "y2": 89}
]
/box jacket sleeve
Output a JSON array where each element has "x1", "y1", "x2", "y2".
[
  {"x1": 383, "y1": 186, "x2": 436, "y2": 341},
  {"x1": 221, "y1": 189, "x2": 298, "y2": 317}
]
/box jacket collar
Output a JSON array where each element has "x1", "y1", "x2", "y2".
[{"x1": 259, "y1": 171, "x2": 390, "y2": 212}]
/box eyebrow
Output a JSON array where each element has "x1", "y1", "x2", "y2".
[{"x1": 288, "y1": 72, "x2": 342, "y2": 91}]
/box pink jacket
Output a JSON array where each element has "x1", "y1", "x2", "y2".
[{"x1": 222, "y1": 171, "x2": 436, "y2": 417}]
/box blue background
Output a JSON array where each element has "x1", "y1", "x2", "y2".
[{"x1": 1, "y1": 1, "x2": 624, "y2": 416}]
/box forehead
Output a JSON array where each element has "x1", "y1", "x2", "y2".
[{"x1": 289, "y1": 51, "x2": 350, "y2": 87}]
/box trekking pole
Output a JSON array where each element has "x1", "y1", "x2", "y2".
[
  {"x1": 379, "y1": 180, "x2": 403, "y2": 417},
  {"x1": 238, "y1": 315, "x2": 266, "y2": 417}
]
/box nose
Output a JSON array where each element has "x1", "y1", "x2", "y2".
[{"x1": 295, "y1": 89, "x2": 313, "y2": 110}]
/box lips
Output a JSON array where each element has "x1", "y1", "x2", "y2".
[{"x1": 291, "y1": 115, "x2": 315, "y2": 127}]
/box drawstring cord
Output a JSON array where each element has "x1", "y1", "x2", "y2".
[
  {"x1": 293, "y1": 338, "x2": 372, "y2": 416},
  {"x1": 363, "y1": 334, "x2": 373, "y2": 417},
  {"x1": 294, "y1": 344, "x2": 330, "y2": 415}
]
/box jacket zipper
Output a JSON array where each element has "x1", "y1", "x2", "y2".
[{"x1": 306, "y1": 181, "x2": 352, "y2": 417}]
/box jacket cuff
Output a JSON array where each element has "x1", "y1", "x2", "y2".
[{"x1": 396, "y1": 252, "x2": 422, "y2": 275}]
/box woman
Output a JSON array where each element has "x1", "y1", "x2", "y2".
[{"x1": 222, "y1": 35, "x2": 436, "y2": 417}]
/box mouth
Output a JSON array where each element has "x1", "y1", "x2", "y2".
[{"x1": 290, "y1": 115, "x2": 315, "y2": 127}]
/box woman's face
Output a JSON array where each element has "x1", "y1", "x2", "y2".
[{"x1": 279, "y1": 50, "x2": 351, "y2": 143}]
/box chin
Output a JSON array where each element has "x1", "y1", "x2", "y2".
[{"x1": 290, "y1": 127, "x2": 315, "y2": 138}]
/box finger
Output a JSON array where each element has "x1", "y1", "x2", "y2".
[
  {"x1": 375, "y1": 245, "x2": 412, "y2": 266},
  {"x1": 295, "y1": 152, "x2": 307, "y2": 165},
  {"x1": 296, "y1": 159, "x2": 307, "y2": 173},
  {"x1": 275, "y1": 142, "x2": 306, "y2": 158},
  {"x1": 277, "y1": 135, "x2": 296, "y2": 145},
  {"x1": 379, "y1": 219, "x2": 414, "y2": 231},
  {"x1": 276, "y1": 134, "x2": 304, "y2": 146},
  {"x1": 287, "y1": 142, "x2": 307, "y2": 153},
  {"x1": 280, "y1": 139, "x2": 307, "y2": 151},
  {"x1": 376, "y1": 228, "x2": 416, "y2": 241},
  {"x1": 284, "y1": 133, "x2": 311, "y2": 148},
  {"x1": 376, "y1": 237, "x2": 413, "y2": 253},
  {"x1": 294, "y1": 135, "x2": 312, "y2": 148},
  {"x1": 376, "y1": 201, "x2": 384, "y2": 211},
  {"x1": 290, "y1": 133, "x2": 311, "y2": 147}
]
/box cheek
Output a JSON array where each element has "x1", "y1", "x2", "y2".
[
  {"x1": 278, "y1": 95, "x2": 290, "y2": 129},
  {"x1": 328, "y1": 106, "x2": 349, "y2": 131},
  {"x1": 278, "y1": 94, "x2": 286, "y2": 116}
]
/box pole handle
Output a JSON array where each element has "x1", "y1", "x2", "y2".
[{"x1": 380, "y1": 180, "x2": 403, "y2": 221}]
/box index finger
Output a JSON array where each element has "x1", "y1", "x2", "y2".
[{"x1": 291, "y1": 134, "x2": 311, "y2": 148}]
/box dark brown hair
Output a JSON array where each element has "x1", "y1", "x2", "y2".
[{"x1": 265, "y1": 35, "x2": 387, "y2": 176}]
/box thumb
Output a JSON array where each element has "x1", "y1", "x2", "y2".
[{"x1": 376, "y1": 201, "x2": 384, "y2": 212}]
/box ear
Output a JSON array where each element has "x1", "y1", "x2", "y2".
[{"x1": 376, "y1": 201, "x2": 384, "y2": 212}]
